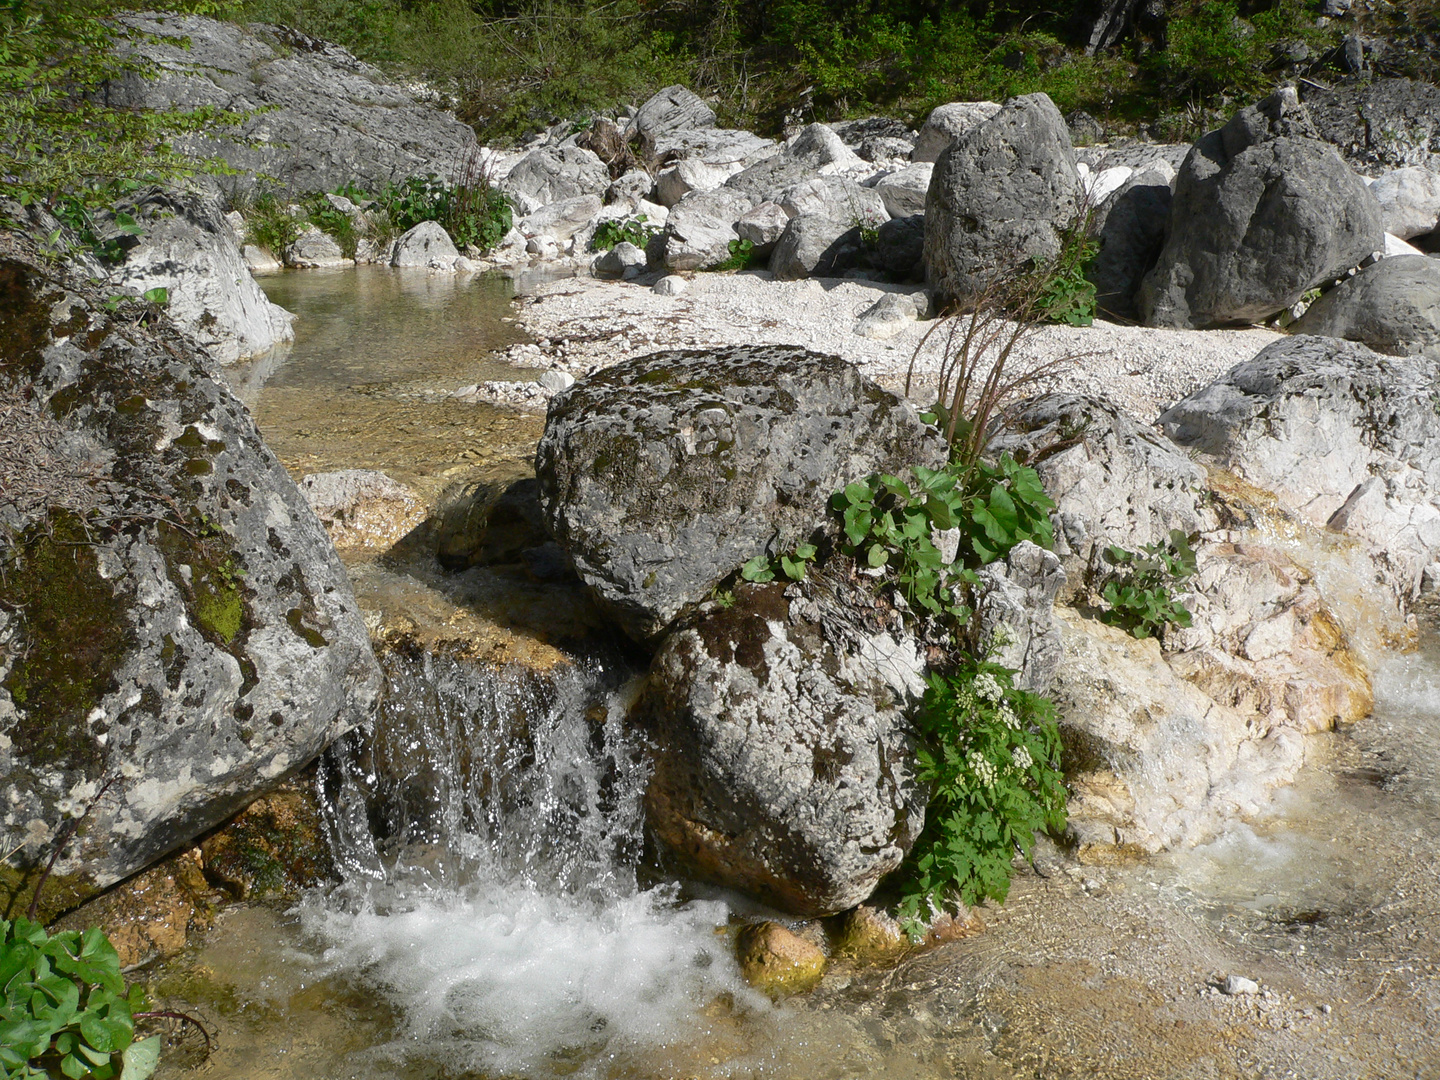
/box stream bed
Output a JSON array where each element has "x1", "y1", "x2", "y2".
[{"x1": 158, "y1": 267, "x2": 1440, "y2": 1080}]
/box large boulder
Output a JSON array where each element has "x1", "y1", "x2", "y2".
[
  {"x1": 390, "y1": 220, "x2": 460, "y2": 267},
  {"x1": 923, "y1": 93, "x2": 1081, "y2": 305},
  {"x1": 911, "y1": 101, "x2": 1002, "y2": 163},
  {"x1": 775, "y1": 177, "x2": 887, "y2": 225},
  {"x1": 534, "y1": 345, "x2": 945, "y2": 641},
  {"x1": 1303, "y1": 77, "x2": 1440, "y2": 172},
  {"x1": 1368, "y1": 166, "x2": 1440, "y2": 240},
  {"x1": 501, "y1": 146, "x2": 610, "y2": 215},
  {"x1": 0, "y1": 226, "x2": 381, "y2": 920},
  {"x1": 638, "y1": 578, "x2": 926, "y2": 917},
  {"x1": 655, "y1": 159, "x2": 731, "y2": 208},
  {"x1": 659, "y1": 187, "x2": 757, "y2": 271},
  {"x1": 1290, "y1": 254, "x2": 1440, "y2": 359},
  {"x1": 109, "y1": 15, "x2": 476, "y2": 198},
  {"x1": 1159, "y1": 335, "x2": 1440, "y2": 597},
  {"x1": 769, "y1": 215, "x2": 865, "y2": 280},
  {"x1": 1137, "y1": 89, "x2": 1386, "y2": 328},
  {"x1": 631, "y1": 85, "x2": 716, "y2": 142},
  {"x1": 1085, "y1": 169, "x2": 1172, "y2": 321},
  {"x1": 724, "y1": 124, "x2": 861, "y2": 204},
  {"x1": 102, "y1": 187, "x2": 294, "y2": 363}
]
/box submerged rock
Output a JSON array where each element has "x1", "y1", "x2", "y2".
[
  {"x1": 737, "y1": 921, "x2": 827, "y2": 995},
  {"x1": 535, "y1": 344, "x2": 944, "y2": 641}
]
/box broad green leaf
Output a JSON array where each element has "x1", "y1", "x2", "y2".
[
  {"x1": 866, "y1": 543, "x2": 888, "y2": 568},
  {"x1": 120, "y1": 1036, "x2": 160, "y2": 1080}
]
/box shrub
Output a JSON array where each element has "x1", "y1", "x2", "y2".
[
  {"x1": 374, "y1": 172, "x2": 513, "y2": 252},
  {"x1": 301, "y1": 190, "x2": 358, "y2": 258},
  {"x1": 590, "y1": 213, "x2": 657, "y2": 251},
  {"x1": 705, "y1": 237, "x2": 761, "y2": 272},
  {"x1": 244, "y1": 192, "x2": 303, "y2": 255},
  {"x1": 1098, "y1": 528, "x2": 1197, "y2": 640}
]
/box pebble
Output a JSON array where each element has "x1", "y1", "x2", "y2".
[
  {"x1": 537, "y1": 369, "x2": 575, "y2": 393},
  {"x1": 1222, "y1": 974, "x2": 1260, "y2": 996},
  {"x1": 653, "y1": 275, "x2": 687, "y2": 296}
]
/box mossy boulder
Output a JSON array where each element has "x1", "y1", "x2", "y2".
[
  {"x1": 0, "y1": 218, "x2": 380, "y2": 918},
  {"x1": 535, "y1": 344, "x2": 945, "y2": 642}
]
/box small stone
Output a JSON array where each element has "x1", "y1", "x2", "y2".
[
  {"x1": 737, "y1": 921, "x2": 827, "y2": 996},
  {"x1": 1320, "y1": 1003, "x2": 1333, "y2": 1014},
  {"x1": 653, "y1": 274, "x2": 687, "y2": 296},
  {"x1": 1222, "y1": 974, "x2": 1260, "y2": 996},
  {"x1": 537, "y1": 369, "x2": 575, "y2": 393}
]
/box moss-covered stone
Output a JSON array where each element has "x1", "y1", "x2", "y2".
[
  {"x1": 199, "y1": 785, "x2": 334, "y2": 900},
  {"x1": 737, "y1": 921, "x2": 827, "y2": 996}
]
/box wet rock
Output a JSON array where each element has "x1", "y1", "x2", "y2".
[
  {"x1": 875, "y1": 162, "x2": 933, "y2": 220},
  {"x1": 1368, "y1": 166, "x2": 1440, "y2": 240},
  {"x1": 501, "y1": 145, "x2": 610, "y2": 216},
  {"x1": 911, "y1": 101, "x2": 1002, "y2": 163},
  {"x1": 1160, "y1": 335, "x2": 1440, "y2": 598},
  {"x1": 1137, "y1": 88, "x2": 1384, "y2": 328},
  {"x1": 200, "y1": 786, "x2": 334, "y2": 899},
  {"x1": 831, "y1": 904, "x2": 907, "y2": 961},
  {"x1": 639, "y1": 579, "x2": 926, "y2": 916},
  {"x1": 737, "y1": 921, "x2": 827, "y2": 995},
  {"x1": 391, "y1": 220, "x2": 459, "y2": 267},
  {"x1": 1290, "y1": 254, "x2": 1440, "y2": 360},
  {"x1": 535, "y1": 344, "x2": 944, "y2": 641},
  {"x1": 299, "y1": 469, "x2": 426, "y2": 550},
  {"x1": 285, "y1": 223, "x2": 348, "y2": 269},
  {"x1": 102, "y1": 186, "x2": 294, "y2": 363},
  {"x1": 923, "y1": 93, "x2": 1081, "y2": 306},
  {"x1": 770, "y1": 215, "x2": 864, "y2": 280},
  {"x1": 0, "y1": 224, "x2": 380, "y2": 920}
]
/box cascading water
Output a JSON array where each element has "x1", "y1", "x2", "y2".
[{"x1": 295, "y1": 649, "x2": 763, "y2": 1079}]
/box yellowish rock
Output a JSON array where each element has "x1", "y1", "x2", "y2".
[{"x1": 737, "y1": 921, "x2": 826, "y2": 996}]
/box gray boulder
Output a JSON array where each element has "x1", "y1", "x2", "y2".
[
  {"x1": 534, "y1": 344, "x2": 945, "y2": 641},
  {"x1": 591, "y1": 241, "x2": 647, "y2": 279},
  {"x1": 831, "y1": 116, "x2": 914, "y2": 153},
  {"x1": 770, "y1": 215, "x2": 865, "y2": 280},
  {"x1": 660, "y1": 187, "x2": 757, "y2": 270},
  {"x1": 631, "y1": 85, "x2": 716, "y2": 142},
  {"x1": 735, "y1": 201, "x2": 790, "y2": 256},
  {"x1": 1086, "y1": 169, "x2": 1172, "y2": 321},
  {"x1": 875, "y1": 162, "x2": 934, "y2": 220},
  {"x1": 655, "y1": 158, "x2": 730, "y2": 208},
  {"x1": 776, "y1": 177, "x2": 887, "y2": 224},
  {"x1": 872, "y1": 215, "x2": 925, "y2": 278},
  {"x1": 390, "y1": 220, "x2": 459, "y2": 267},
  {"x1": 1137, "y1": 88, "x2": 1386, "y2": 328},
  {"x1": 639, "y1": 578, "x2": 926, "y2": 917},
  {"x1": 1303, "y1": 77, "x2": 1440, "y2": 172},
  {"x1": 285, "y1": 224, "x2": 347, "y2": 268},
  {"x1": 0, "y1": 227, "x2": 380, "y2": 919},
  {"x1": 724, "y1": 124, "x2": 861, "y2": 203},
  {"x1": 648, "y1": 128, "x2": 778, "y2": 173},
  {"x1": 517, "y1": 194, "x2": 604, "y2": 244},
  {"x1": 1368, "y1": 166, "x2": 1440, "y2": 240},
  {"x1": 923, "y1": 93, "x2": 1081, "y2": 305},
  {"x1": 911, "y1": 101, "x2": 1002, "y2": 163},
  {"x1": 1158, "y1": 335, "x2": 1440, "y2": 597},
  {"x1": 102, "y1": 187, "x2": 294, "y2": 363},
  {"x1": 607, "y1": 169, "x2": 656, "y2": 205},
  {"x1": 501, "y1": 145, "x2": 610, "y2": 215},
  {"x1": 854, "y1": 291, "x2": 926, "y2": 339},
  {"x1": 110, "y1": 15, "x2": 476, "y2": 199},
  {"x1": 1290, "y1": 254, "x2": 1440, "y2": 359}
]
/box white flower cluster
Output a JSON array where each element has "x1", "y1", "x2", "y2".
[
  {"x1": 974, "y1": 671, "x2": 1004, "y2": 704},
  {"x1": 1012, "y1": 745, "x2": 1033, "y2": 771},
  {"x1": 999, "y1": 703, "x2": 1021, "y2": 730},
  {"x1": 968, "y1": 750, "x2": 998, "y2": 787}
]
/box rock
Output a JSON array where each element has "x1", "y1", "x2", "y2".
[
  {"x1": 1159, "y1": 335, "x2": 1440, "y2": 597},
  {"x1": 242, "y1": 244, "x2": 282, "y2": 273},
  {"x1": 789, "y1": 123, "x2": 862, "y2": 170},
  {"x1": 1066, "y1": 109, "x2": 1105, "y2": 147},
  {"x1": 831, "y1": 116, "x2": 914, "y2": 153},
  {"x1": 285, "y1": 223, "x2": 348, "y2": 268},
  {"x1": 199, "y1": 785, "x2": 333, "y2": 899},
  {"x1": 737, "y1": 921, "x2": 827, "y2": 995},
  {"x1": 536, "y1": 369, "x2": 575, "y2": 393},
  {"x1": 298, "y1": 469, "x2": 426, "y2": 550},
  {"x1": 1368, "y1": 166, "x2": 1440, "y2": 240},
  {"x1": 974, "y1": 541, "x2": 1067, "y2": 693},
  {"x1": 501, "y1": 146, "x2": 610, "y2": 215},
  {"x1": 390, "y1": 220, "x2": 459, "y2": 267},
  {"x1": 1385, "y1": 232, "x2": 1425, "y2": 257},
  {"x1": 724, "y1": 124, "x2": 863, "y2": 204},
  {"x1": 1290, "y1": 254, "x2": 1440, "y2": 359},
  {"x1": 923, "y1": 93, "x2": 1081, "y2": 305},
  {"x1": 875, "y1": 163, "x2": 934, "y2": 220},
  {"x1": 776, "y1": 177, "x2": 887, "y2": 225},
  {"x1": 831, "y1": 904, "x2": 908, "y2": 961},
  {"x1": 661, "y1": 187, "x2": 757, "y2": 271},
  {"x1": 518, "y1": 194, "x2": 605, "y2": 244},
  {"x1": 655, "y1": 158, "x2": 731, "y2": 207},
  {"x1": 1223, "y1": 975, "x2": 1261, "y2": 996},
  {"x1": 1304, "y1": 77, "x2": 1440, "y2": 172},
  {"x1": 101, "y1": 187, "x2": 294, "y2": 363},
  {"x1": 591, "y1": 240, "x2": 648, "y2": 279},
  {"x1": 638, "y1": 578, "x2": 926, "y2": 916},
  {"x1": 854, "y1": 291, "x2": 923, "y2": 339},
  {"x1": 632, "y1": 84, "x2": 716, "y2": 141},
  {"x1": 0, "y1": 225, "x2": 380, "y2": 921},
  {"x1": 735, "y1": 201, "x2": 791, "y2": 255},
  {"x1": 872, "y1": 214, "x2": 925, "y2": 278},
  {"x1": 109, "y1": 14, "x2": 476, "y2": 199},
  {"x1": 1138, "y1": 88, "x2": 1385, "y2": 328},
  {"x1": 860, "y1": 135, "x2": 916, "y2": 163},
  {"x1": 1087, "y1": 168, "x2": 1172, "y2": 321},
  {"x1": 648, "y1": 127, "x2": 778, "y2": 173},
  {"x1": 535, "y1": 344, "x2": 945, "y2": 640},
  {"x1": 912, "y1": 101, "x2": 1003, "y2": 163},
  {"x1": 770, "y1": 215, "x2": 864, "y2": 280},
  {"x1": 653, "y1": 274, "x2": 687, "y2": 296},
  {"x1": 606, "y1": 168, "x2": 655, "y2": 205}
]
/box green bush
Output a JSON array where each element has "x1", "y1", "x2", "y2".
[
  {"x1": 244, "y1": 192, "x2": 303, "y2": 255},
  {"x1": 590, "y1": 213, "x2": 657, "y2": 251},
  {"x1": 0, "y1": 918, "x2": 160, "y2": 1080},
  {"x1": 1098, "y1": 528, "x2": 1198, "y2": 640},
  {"x1": 705, "y1": 237, "x2": 761, "y2": 272},
  {"x1": 300, "y1": 190, "x2": 358, "y2": 258},
  {"x1": 373, "y1": 173, "x2": 512, "y2": 252}
]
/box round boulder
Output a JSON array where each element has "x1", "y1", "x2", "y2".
[{"x1": 1290, "y1": 254, "x2": 1440, "y2": 359}]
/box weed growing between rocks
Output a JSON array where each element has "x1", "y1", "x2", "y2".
[
  {"x1": 369, "y1": 163, "x2": 512, "y2": 252},
  {"x1": 590, "y1": 213, "x2": 658, "y2": 251},
  {"x1": 243, "y1": 192, "x2": 302, "y2": 256},
  {"x1": 1098, "y1": 528, "x2": 1197, "y2": 640}
]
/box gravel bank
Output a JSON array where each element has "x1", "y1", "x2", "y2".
[{"x1": 491, "y1": 270, "x2": 1283, "y2": 424}]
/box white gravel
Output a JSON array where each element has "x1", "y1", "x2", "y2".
[{"x1": 486, "y1": 269, "x2": 1282, "y2": 424}]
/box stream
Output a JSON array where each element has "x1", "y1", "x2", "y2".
[{"x1": 154, "y1": 266, "x2": 1440, "y2": 1080}]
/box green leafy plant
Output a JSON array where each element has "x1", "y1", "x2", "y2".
[
  {"x1": 897, "y1": 655, "x2": 1067, "y2": 935},
  {"x1": 706, "y1": 237, "x2": 760, "y2": 272},
  {"x1": 300, "y1": 190, "x2": 359, "y2": 258},
  {"x1": 740, "y1": 542, "x2": 817, "y2": 584},
  {"x1": 244, "y1": 193, "x2": 303, "y2": 256},
  {"x1": 590, "y1": 213, "x2": 657, "y2": 251},
  {"x1": 374, "y1": 169, "x2": 513, "y2": 253},
  {"x1": 141, "y1": 287, "x2": 168, "y2": 306},
  {"x1": 1098, "y1": 528, "x2": 1197, "y2": 639},
  {"x1": 0, "y1": 918, "x2": 160, "y2": 1080}
]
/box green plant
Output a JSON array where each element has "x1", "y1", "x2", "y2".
[
  {"x1": 374, "y1": 172, "x2": 512, "y2": 252},
  {"x1": 46, "y1": 191, "x2": 143, "y2": 265},
  {"x1": 897, "y1": 654, "x2": 1067, "y2": 934},
  {"x1": 740, "y1": 542, "x2": 817, "y2": 583},
  {"x1": 590, "y1": 213, "x2": 657, "y2": 251},
  {"x1": 0, "y1": 918, "x2": 160, "y2": 1080},
  {"x1": 244, "y1": 192, "x2": 302, "y2": 255},
  {"x1": 1098, "y1": 528, "x2": 1197, "y2": 639},
  {"x1": 300, "y1": 190, "x2": 358, "y2": 258},
  {"x1": 706, "y1": 237, "x2": 761, "y2": 272}
]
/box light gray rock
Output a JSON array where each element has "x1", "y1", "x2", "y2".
[
  {"x1": 853, "y1": 291, "x2": 923, "y2": 339},
  {"x1": 777, "y1": 176, "x2": 887, "y2": 225},
  {"x1": 284, "y1": 224, "x2": 348, "y2": 268},
  {"x1": 501, "y1": 145, "x2": 610, "y2": 215},
  {"x1": 0, "y1": 228, "x2": 380, "y2": 916},
  {"x1": 875, "y1": 162, "x2": 933, "y2": 220},
  {"x1": 1159, "y1": 335, "x2": 1440, "y2": 596},
  {"x1": 923, "y1": 93, "x2": 1080, "y2": 305},
  {"x1": 1087, "y1": 168, "x2": 1172, "y2": 321},
  {"x1": 390, "y1": 220, "x2": 459, "y2": 267},
  {"x1": 724, "y1": 124, "x2": 864, "y2": 204},
  {"x1": 648, "y1": 127, "x2": 777, "y2": 172},
  {"x1": 242, "y1": 244, "x2": 282, "y2": 273},
  {"x1": 639, "y1": 577, "x2": 926, "y2": 917},
  {"x1": 660, "y1": 187, "x2": 757, "y2": 271},
  {"x1": 534, "y1": 344, "x2": 946, "y2": 641},
  {"x1": 653, "y1": 274, "x2": 687, "y2": 296},
  {"x1": 1290, "y1": 254, "x2": 1440, "y2": 358},
  {"x1": 770, "y1": 214, "x2": 864, "y2": 281},
  {"x1": 518, "y1": 194, "x2": 604, "y2": 243},
  {"x1": 735, "y1": 201, "x2": 791, "y2": 255},
  {"x1": 102, "y1": 187, "x2": 294, "y2": 363},
  {"x1": 109, "y1": 14, "x2": 476, "y2": 199},
  {"x1": 787, "y1": 123, "x2": 861, "y2": 170},
  {"x1": 1223, "y1": 975, "x2": 1261, "y2": 996},
  {"x1": 632, "y1": 84, "x2": 716, "y2": 141},
  {"x1": 1368, "y1": 165, "x2": 1440, "y2": 240},
  {"x1": 1084, "y1": 142, "x2": 1191, "y2": 177},
  {"x1": 911, "y1": 101, "x2": 1002, "y2": 163},
  {"x1": 591, "y1": 240, "x2": 647, "y2": 279},
  {"x1": 974, "y1": 541, "x2": 1066, "y2": 694},
  {"x1": 606, "y1": 169, "x2": 656, "y2": 205},
  {"x1": 655, "y1": 158, "x2": 731, "y2": 208},
  {"x1": 536, "y1": 369, "x2": 575, "y2": 393},
  {"x1": 1138, "y1": 88, "x2": 1386, "y2": 328}
]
